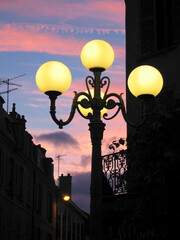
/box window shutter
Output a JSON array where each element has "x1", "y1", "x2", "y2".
[
  {"x1": 140, "y1": 0, "x2": 155, "y2": 55},
  {"x1": 173, "y1": 0, "x2": 180, "y2": 40}
]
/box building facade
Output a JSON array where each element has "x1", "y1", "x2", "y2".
[
  {"x1": 0, "y1": 97, "x2": 89, "y2": 240},
  {"x1": 0, "y1": 97, "x2": 58, "y2": 240},
  {"x1": 58, "y1": 199, "x2": 89, "y2": 240},
  {"x1": 124, "y1": 1, "x2": 180, "y2": 239},
  {"x1": 57, "y1": 174, "x2": 89, "y2": 240},
  {"x1": 125, "y1": 0, "x2": 180, "y2": 130}
]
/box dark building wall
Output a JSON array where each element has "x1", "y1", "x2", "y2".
[
  {"x1": 124, "y1": 1, "x2": 180, "y2": 239},
  {"x1": 0, "y1": 98, "x2": 58, "y2": 240},
  {"x1": 57, "y1": 174, "x2": 89, "y2": 240},
  {"x1": 125, "y1": 0, "x2": 180, "y2": 133},
  {"x1": 58, "y1": 199, "x2": 89, "y2": 240},
  {"x1": 0, "y1": 98, "x2": 89, "y2": 240}
]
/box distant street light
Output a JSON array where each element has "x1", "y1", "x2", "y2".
[
  {"x1": 35, "y1": 39, "x2": 163, "y2": 240},
  {"x1": 63, "y1": 195, "x2": 71, "y2": 201}
]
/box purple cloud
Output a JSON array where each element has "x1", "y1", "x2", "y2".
[
  {"x1": 72, "y1": 172, "x2": 91, "y2": 213},
  {"x1": 35, "y1": 131, "x2": 80, "y2": 150},
  {"x1": 79, "y1": 155, "x2": 91, "y2": 167}
]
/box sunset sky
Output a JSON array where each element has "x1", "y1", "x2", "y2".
[{"x1": 0, "y1": 0, "x2": 126, "y2": 212}]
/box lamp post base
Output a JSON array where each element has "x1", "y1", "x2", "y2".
[{"x1": 89, "y1": 120, "x2": 105, "y2": 240}]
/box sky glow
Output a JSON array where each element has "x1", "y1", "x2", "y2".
[{"x1": 0, "y1": 0, "x2": 126, "y2": 212}]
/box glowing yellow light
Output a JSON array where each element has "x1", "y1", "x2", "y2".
[
  {"x1": 78, "y1": 89, "x2": 107, "y2": 117},
  {"x1": 63, "y1": 195, "x2": 70, "y2": 201},
  {"x1": 81, "y1": 39, "x2": 114, "y2": 70},
  {"x1": 36, "y1": 61, "x2": 72, "y2": 94},
  {"x1": 128, "y1": 65, "x2": 163, "y2": 97}
]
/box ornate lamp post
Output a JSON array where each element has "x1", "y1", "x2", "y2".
[{"x1": 35, "y1": 39, "x2": 163, "y2": 240}]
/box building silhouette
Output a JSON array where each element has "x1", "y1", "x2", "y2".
[
  {"x1": 97, "y1": 1, "x2": 180, "y2": 239},
  {"x1": 57, "y1": 174, "x2": 89, "y2": 240},
  {"x1": 125, "y1": 0, "x2": 180, "y2": 131},
  {"x1": 124, "y1": 1, "x2": 180, "y2": 239},
  {"x1": 0, "y1": 96, "x2": 89, "y2": 240}
]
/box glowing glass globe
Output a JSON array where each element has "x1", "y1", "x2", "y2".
[
  {"x1": 81, "y1": 39, "x2": 114, "y2": 71},
  {"x1": 36, "y1": 61, "x2": 71, "y2": 95},
  {"x1": 128, "y1": 65, "x2": 163, "y2": 97}
]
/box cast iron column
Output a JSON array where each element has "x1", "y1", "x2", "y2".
[
  {"x1": 89, "y1": 120, "x2": 105, "y2": 240},
  {"x1": 89, "y1": 70, "x2": 105, "y2": 240}
]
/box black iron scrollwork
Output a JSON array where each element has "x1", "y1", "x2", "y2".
[
  {"x1": 102, "y1": 151, "x2": 127, "y2": 195},
  {"x1": 48, "y1": 70, "x2": 148, "y2": 129},
  {"x1": 86, "y1": 75, "x2": 95, "y2": 89}
]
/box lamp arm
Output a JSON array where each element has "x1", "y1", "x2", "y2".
[
  {"x1": 49, "y1": 92, "x2": 79, "y2": 129},
  {"x1": 119, "y1": 97, "x2": 148, "y2": 128},
  {"x1": 76, "y1": 106, "x2": 92, "y2": 120},
  {"x1": 76, "y1": 91, "x2": 93, "y2": 120},
  {"x1": 49, "y1": 91, "x2": 93, "y2": 128},
  {"x1": 103, "y1": 92, "x2": 147, "y2": 127},
  {"x1": 103, "y1": 93, "x2": 125, "y2": 120},
  {"x1": 49, "y1": 94, "x2": 61, "y2": 126}
]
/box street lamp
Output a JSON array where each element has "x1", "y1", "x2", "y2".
[
  {"x1": 63, "y1": 195, "x2": 71, "y2": 201},
  {"x1": 35, "y1": 39, "x2": 163, "y2": 240}
]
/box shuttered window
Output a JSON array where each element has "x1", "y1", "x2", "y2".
[
  {"x1": 140, "y1": 0, "x2": 155, "y2": 55},
  {"x1": 173, "y1": 0, "x2": 180, "y2": 40},
  {"x1": 139, "y1": 0, "x2": 175, "y2": 55}
]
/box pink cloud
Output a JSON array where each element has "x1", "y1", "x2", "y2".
[
  {"x1": 31, "y1": 90, "x2": 44, "y2": 95},
  {"x1": 0, "y1": 0, "x2": 125, "y2": 26},
  {"x1": 0, "y1": 24, "x2": 85, "y2": 55},
  {"x1": 26, "y1": 103, "x2": 39, "y2": 108},
  {"x1": 0, "y1": 23, "x2": 125, "y2": 58},
  {"x1": 90, "y1": 1, "x2": 125, "y2": 23},
  {"x1": 17, "y1": 23, "x2": 125, "y2": 36}
]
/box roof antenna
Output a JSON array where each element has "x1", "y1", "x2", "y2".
[
  {"x1": 0, "y1": 74, "x2": 26, "y2": 113},
  {"x1": 56, "y1": 154, "x2": 67, "y2": 177}
]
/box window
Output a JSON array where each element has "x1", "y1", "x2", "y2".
[
  {"x1": 26, "y1": 173, "x2": 33, "y2": 208},
  {"x1": 81, "y1": 223, "x2": 85, "y2": 240},
  {"x1": 18, "y1": 167, "x2": 24, "y2": 201},
  {"x1": 5, "y1": 214, "x2": 13, "y2": 240},
  {"x1": 14, "y1": 218, "x2": 21, "y2": 240},
  {"x1": 36, "y1": 183, "x2": 43, "y2": 214},
  {"x1": 63, "y1": 210, "x2": 67, "y2": 240},
  {"x1": 0, "y1": 149, "x2": 4, "y2": 185},
  {"x1": 77, "y1": 223, "x2": 80, "y2": 240},
  {"x1": 73, "y1": 218, "x2": 76, "y2": 240},
  {"x1": 37, "y1": 227, "x2": 42, "y2": 240},
  {"x1": 139, "y1": 0, "x2": 174, "y2": 55},
  {"x1": 25, "y1": 222, "x2": 31, "y2": 240},
  {"x1": 173, "y1": 0, "x2": 180, "y2": 40},
  {"x1": 156, "y1": 0, "x2": 173, "y2": 50},
  {"x1": 46, "y1": 233, "x2": 52, "y2": 240},
  {"x1": 68, "y1": 212, "x2": 71, "y2": 240},
  {"x1": 7, "y1": 158, "x2": 14, "y2": 195},
  {"x1": 47, "y1": 193, "x2": 53, "y2": 221}
]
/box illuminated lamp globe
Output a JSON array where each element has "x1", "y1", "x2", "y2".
[
  {"x1": 81, "y1": 39, "x2": 114, "y2": 71},
  {"x1": 78, "y1": 89, "x2": 107, "y2": 117},
  {"x1": 128, "y1": 65, "x2": 163, "y2": 98},
  {"x1": 63, "y1": 195, "x2": 70, "y2": 201},
  {"x1": 36, "y1": 61, "x2": 72, "y2": 96}
]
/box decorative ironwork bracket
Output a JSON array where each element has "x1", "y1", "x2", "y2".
[{"x1": 47, "y1": 70, "x2": 151, "y2": 129}]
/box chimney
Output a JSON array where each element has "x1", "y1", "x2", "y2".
[{"x1": 58, "y1": 173, "x2": 72, "y2": 197}]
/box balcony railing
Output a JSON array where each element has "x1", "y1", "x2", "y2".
[{"x1": 102, "y1": 150, "x2": 127, "y2": 195}]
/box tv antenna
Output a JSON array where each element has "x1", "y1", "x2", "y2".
[
  {"x1": 56, "y1": 154, "x2": 67, "y2": 176},
  {"x1": 0, "y1": 74, "x2": 26, "y2": 113}
]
